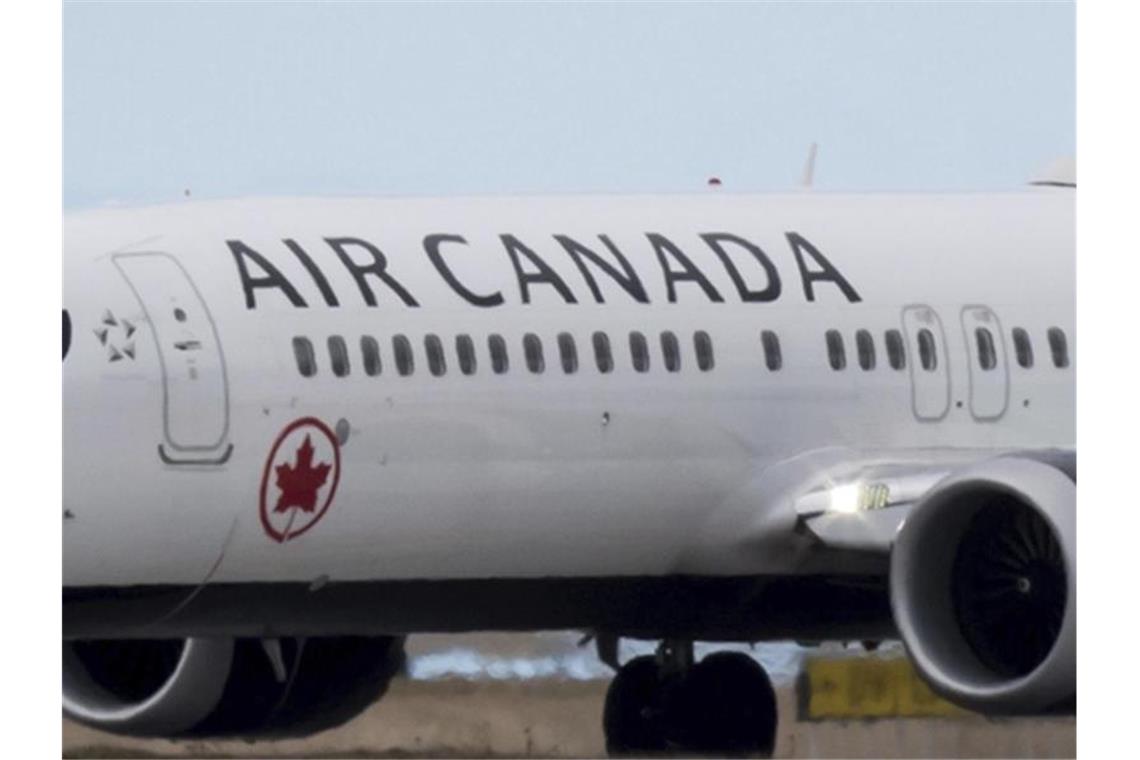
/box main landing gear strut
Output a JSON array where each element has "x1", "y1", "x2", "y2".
[{"x1": 601, "y1": 639, "x2": 778, "y2": 757}]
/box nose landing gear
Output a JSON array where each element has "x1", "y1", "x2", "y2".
[{"x1": 602, "y1": 640, "x2": 778, "y2": 757}]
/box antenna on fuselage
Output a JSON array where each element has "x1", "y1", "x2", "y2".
[{"x1": 800, "y1": 143, "x2": 818, "y2": 189}]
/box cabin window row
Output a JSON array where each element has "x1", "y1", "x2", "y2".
[
  {"x1": 824, "y1": 326, "x2": 1070, "y2": 372},
  {"x1": 1012, "y1": 326, "x2": 1071, "y2": 370},
  {"x1": 291, "y1": 330, "x2": 720, "y2": 379},
  {"x1": 825, "y1": 329, "x2": 909, "y2": 372},
  {"x1": 292, "y1": 325, "x2": 1071, "y2": 380}
]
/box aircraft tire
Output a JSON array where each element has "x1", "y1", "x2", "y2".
[
  {"x1": 668, "y1": 651, "x2": 777, "y2": 757},
  {"x1": 602, "y1": 655, "x2": 668, "y2": 756}
]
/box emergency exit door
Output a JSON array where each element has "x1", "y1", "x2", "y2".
[
  {"x1": 901, "y1": 305, "x2": 951, "y2": 421},
  {"x1": 961, "y1": 305, "x2": 1009, "y2": 420},
  {"x1": 113, "y1": 252, "x2": 232, "y2": 463}
]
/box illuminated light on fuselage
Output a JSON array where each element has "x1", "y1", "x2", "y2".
[
  {"x1": 828, "y1": 482, "x2": 891, "y2": 514},
  {"x1": 829, "y1": 483, "x2": 862, "y2": 514}
]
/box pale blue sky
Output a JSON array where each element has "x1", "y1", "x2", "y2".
[{"x1": 63, "y1": 1, "x2": 1074, "y2": 209}]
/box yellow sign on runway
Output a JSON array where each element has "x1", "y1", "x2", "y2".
[{"x1": 801, "y1": 656, "x2": 967, "y2": 720}]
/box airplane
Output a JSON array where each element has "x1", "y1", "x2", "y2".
[{"x1": 62, "y1": 163, "x2": 1075, "y2": 756}]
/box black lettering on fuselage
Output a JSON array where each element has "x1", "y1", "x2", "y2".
[
  {"x1": 700, "y1": 232, "x2": 782, "y2": 303},
  {"x1": 227, "y1": 228, "x2": 858, "y2": 310},
  {"x1": 501, "y1": 234, "x2": 577, "y2": 304},
  {"x1": 786, "y1": 231, "x2": 862, "y2": 303},
  {"x1": 284, "y1": 239, "x2": 339, "y2": 307},
  {"x1": 325, "y1": 237, "x2": 419, "y2": 307},
  {"x1": 424, "y1": 234, "x2": 504, "y2": 307},
  {"x1": 228, "y1": 240, "x2": 308, "y2": 309},
  {"x1": 555, "y1": 234, "x2": 649, "y2": 304},
  {"x1": 647, "y1": 233, "x2": 724, "y2": 303}
]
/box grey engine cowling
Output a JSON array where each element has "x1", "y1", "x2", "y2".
[
  {"x1": 890, "y1": 456, "x2": 1075, "y2": 714},
  {"x1": 63, "y1": 635, "x2": 404, "y2": 738}
]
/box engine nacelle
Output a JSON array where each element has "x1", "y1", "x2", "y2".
[
  {"x1": 890, "y1": 456, "x2": 1075, "y2": 714},
  {"x1": 63, "y1": 635, "x2": 404, "y2": 738}
]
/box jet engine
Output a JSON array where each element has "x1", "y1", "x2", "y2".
[
  {"x1": 63, "y1": 635, "x2": 404, "y2": 738},
  {"x1": 890, "y1": 456, "x2": 1075, "y2": 714}
]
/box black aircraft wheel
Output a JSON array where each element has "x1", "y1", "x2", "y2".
[
  {"x1": 603, "y1": 655, "x2": 668, "y2": 756},
  {"x1": 668, "y1": 651, "x2": 778, "y2": 757}
]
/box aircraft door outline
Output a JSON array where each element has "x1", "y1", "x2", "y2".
[
  {"x1": 960, "y1": 305, "x2": 1010, "y2": 421},
  {"x1": 901, "y1": 305, "x2": 951, "y2": 422},
  {"x1": 112, "y1": 252, "x2": 233, "y2": 465}
]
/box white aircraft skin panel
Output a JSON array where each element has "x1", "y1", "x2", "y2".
[{"x1": 62, "y1": 192, "x2": 1073, "y2": 588}]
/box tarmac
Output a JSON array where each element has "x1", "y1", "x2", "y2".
[{"x1": 63, "y1": 677, "x2": 1076, "y2": 758}]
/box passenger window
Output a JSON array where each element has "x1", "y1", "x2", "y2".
[
  {"x1": 630, "y1": 331, "x2": 650, "y2": 373},
  {"x1": 1048, "y1": 327, "x2": 1070, "y2": 368},
  {"x1": 456, "y1": 334, "x2": 476, "y2": 375},
  {"x1": 1011, "y1": 328, "x2": 1034, "y2": 368},
  {"x1": 558, "y1": 332, "x2": 578, "y2": 374},
  {"x1": 361, "y1": 336, "x2": 382, "y2": 376},
  {"x1": 761, "y1": 330, "x2": 782, "y2": 371},
  {"x1": 825, "y1": 330, "x2": 846, "y2": 371},
  {"x1": 524, "y1": 333, "x2": 545, "y2": 373},
  {"x1": 884, "y1": 329, "x2": 906, "y2": 370},
  {"x1": 661, "y1": 331, "x2": 681, "y2": 372},
  {"x1": 917, "y1": 328, "x2": 938, "y2": 371},
  {"x1": 975, "y1": 327, "x2": 997, "y2": 371},
  {"x1": 488, "y1": 334, "x2": 509, "y2": 374},
  {"x1": 856, "y1": 329, "x2": 875, "y2": 371},
  {"x1": 694, "y1": 331, "x2": 714, "y2": 372},
  {"x1": 293, "y1": 337, "x2": 317, "y2": 377},
  {"x1": 393, "y1": 334, "x2": 414, "y2": 376},
  {"x1": 593, "y1": 332, "x2": 613, "y2": 374},
  {"x1": 425, "y1": 334, "x2": 446, "y2": 377},
  {"x1": 328, "y1": 336, "x2": 350, "y2": 377}
]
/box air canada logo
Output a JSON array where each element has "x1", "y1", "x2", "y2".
[{"x1": 259, "y1": 417, "x2": 341, "y2": 543}]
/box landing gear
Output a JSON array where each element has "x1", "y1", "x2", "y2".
[
  {"x1": 602, "y1": 643, "x2": 778, "y2": 757},
  {"x1": 602, "y1": 655, "x2": 668, "y2": 755},
  {"x1": 670, "y1": 652, "x2": 777, "y2": 756}
]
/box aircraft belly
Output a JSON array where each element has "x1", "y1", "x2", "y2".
[
  {"x1": 65, "y1": 397, "x2": 762, "y2": 586},
  {"x1": 208, "y1": 394, "x2": 759, "y2": 583},
  {"x1": 63, "y1": 377, "x2": 1073, "y2": 588},
  {"x1": 63, "y1": 372, "x2": 1074, "y2": 589},
  {"x1": 220, "y1": 460, "x2": 747, "y2": 582}
]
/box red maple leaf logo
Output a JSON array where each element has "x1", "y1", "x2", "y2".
[{"x1": 274, "y1": 434, "x2": 332, "y2": 514}]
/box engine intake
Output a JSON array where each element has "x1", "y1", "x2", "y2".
[
  {"x1": 64, "y1": 635, "x2": 404, "y2": 738},
  {"x1": 890, "y1": 456, "x2": 1075, "y2": 714},
  {"x1": 64, "y1": 637, "x2": 232, "y2": 735}
]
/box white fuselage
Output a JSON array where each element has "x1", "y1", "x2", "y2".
[{"x1": 63, "y1": 191, "x2": 1074, "y2": 598}]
